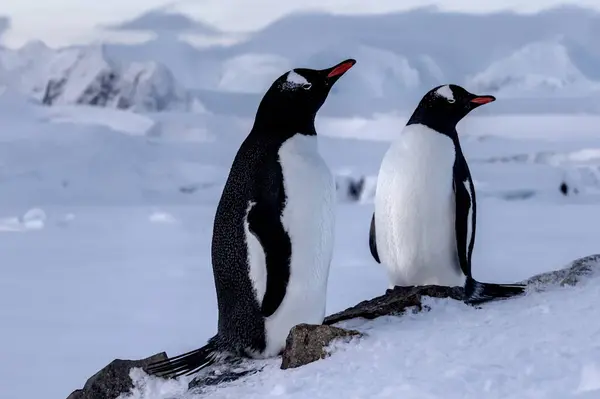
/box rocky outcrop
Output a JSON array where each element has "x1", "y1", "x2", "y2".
[
  {"x1": 0, "y1": 42, "x2": 190, "y2": 112},
  {"x1": 41, "y1": 48, "x2": 190, "y2": 112},
  {"x1": 522, "y1": 254, "x2": 600, "y2": 288},
  {"x1": 325, "y1": 285, "x2": 464, "y2": 325},
  {"x1": 66, "y1": 352, "x2": 167, "y2": 399},
  {"x1": 281, "y1": 324, "x2": 363, "y2": 369}
]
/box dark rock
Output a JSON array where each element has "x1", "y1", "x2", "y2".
[
  {"x1": 522, "y1": 254, "x2": 600, "y2": 289},
  {"x1": 42, "y1": 78, "x2": 67, "y2": 105},
  {"x1": 65, "y1": 352, "x2": 167, "y2": 399},
  {"x1": 77, "y1": 71, "x2": 119, "y2": 107},
  {"x1": 347, "y1": 177, "x2": 365, "y2": 201},
  {"x1": 560, "y1": 181, "x2": 569, "y2": 196},
  {"x1": 281, "y1": 324, "x2": 363, "y2": 369},
  {"x1": 324, "y1": 285, "x2": 464, "y2": 325},
  {"x1": 179, "y1": 184, "x2": 200, "y2": 194}
]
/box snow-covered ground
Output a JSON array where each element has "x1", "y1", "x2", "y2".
[{"x1": 1, "y1": 89, "x2": 600, "y2": 399}]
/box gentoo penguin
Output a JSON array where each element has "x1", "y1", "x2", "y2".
[
  {"x1": 368, "y1": 84, "x2": 525, "y2": 304},
  {"x1": 147, "y1": 59, "x2": 356, "y2": 378}
]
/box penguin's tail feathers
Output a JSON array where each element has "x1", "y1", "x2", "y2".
[
  {"x1": 145, "y1": 336, "x2": 223, "y2": 379},
  {"x1": 464, "y1": 277, "x2": 526, "y2": 305}
]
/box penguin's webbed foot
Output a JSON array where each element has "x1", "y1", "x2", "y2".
[{"x1": 464, "y1": 278, "x2": 526, "y2": 305}]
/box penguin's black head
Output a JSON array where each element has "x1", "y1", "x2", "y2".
[
  {"x1": 254, "y1": 59, "x2": 356, "y2": 134},
  {"x1": 407, "y1": 84, "x2": 496, "y2": 134}
]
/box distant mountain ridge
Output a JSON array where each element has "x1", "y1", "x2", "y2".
[{"x1": 1, "y1": 6, "x2": 600, "y2": 115}]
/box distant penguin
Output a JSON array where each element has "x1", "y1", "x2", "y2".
[
  {"x1": 368, "y1": 84, "x2": 525, "y2": 304},
  {"x1": 147, "y1": 59, "x2": 356, "y2": 378}
]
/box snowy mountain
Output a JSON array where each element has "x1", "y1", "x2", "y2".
[
  {"x1": 3, "y1": 7, "x2": 600, "y2": 115},
  {"x1": 468, "y1": 40, "x2": 600, "y2": 97},
  {"x1": 103, "y1": 7, "x2": 600, "y2": 115},
  {"x1": 0, "y1": 41, "x2": 192, "y2": 112}
]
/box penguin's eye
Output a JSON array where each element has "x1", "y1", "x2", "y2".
[
  {"x1": 447, "y1": 98, "x2": 456, "y2": 104},
  {"x1": 302, "y1": 83, "x2": 312, "y2": 90}
]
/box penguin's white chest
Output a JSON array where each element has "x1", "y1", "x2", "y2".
[
  {"x1": 374, "y1": 124, "x2": 463, "y2": 287},
  {"x1": 261, "y1": 133, "x2": 335, "y2": 356}
]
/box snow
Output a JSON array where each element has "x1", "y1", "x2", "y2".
[
  {"x1": 124, "y1": 285, "x2": 600, "y2": 399},
  {"x1": 2, "y1": 6, "x2": 600, "y2": 399},
  {"x1": 148, "y1": 211, "x2": 178, "y2": 224},
  {"x1": 41, "y1": 105, "x2": 156, "y2": 135},
  {"x1": 2, "y1": 92, "x2": 600, "y2": 399}
]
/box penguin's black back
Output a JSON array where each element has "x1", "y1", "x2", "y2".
[{"x1": 210, "y1": 129, "x2": 292, "y2": 355}]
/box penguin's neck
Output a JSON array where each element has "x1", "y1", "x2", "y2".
[
  {"x1": 406, "y1": 107, "x2": 458, "y2": 140},
  {"x1": 252, "y1": 98, "x2": 317, "y2": 138}
]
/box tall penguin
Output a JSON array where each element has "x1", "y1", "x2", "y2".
[
  {"x1": 147, "y1": 59, "x2": 356, "y2": 378},
  {"x1": 368, "y1": 84, "x2": 525, "y2": 305}
]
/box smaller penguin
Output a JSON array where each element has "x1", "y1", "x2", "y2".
[
  {"x1": 146, "y1": 59, "x2": 356, "y2": 378},
  {"x1": 369, "y1": 84, "x2": 525, "y2": 304}
]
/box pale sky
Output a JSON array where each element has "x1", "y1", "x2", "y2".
[{"x1": 2, "y1": 0, "x2": 599, "y2": 48}]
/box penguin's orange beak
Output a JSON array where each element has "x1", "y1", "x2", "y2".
[
  {"x1": 470, "y1": 95, "x2": 496, "y2": 105},
  {"x1": 325, "y1": 59, "x2": 357, "y2": 79}
]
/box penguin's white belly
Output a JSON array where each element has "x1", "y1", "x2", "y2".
[
  {"x1": 375, "y1": 124, "x2": 464, "y2": 288},
  {"x1": 256, "y1": 134, "x2": 335, "y2": 357}
]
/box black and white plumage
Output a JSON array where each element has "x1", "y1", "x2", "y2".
[
  {"x1": 147, "y1": 59, "x2": 356, "y2": 378},
  {"x1": 369, "y1": 84, "x2": 525, "y2": 305}
]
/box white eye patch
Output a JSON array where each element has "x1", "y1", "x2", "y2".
[
  {"x1": 435, "y1": 85, "x2": 455, "y2": 103},
  {"x1": 281, "y1": 70, "x2": 312, "y2": 91},
  {"x1": 287, "y1": 71, "x2": 308, "y2": 85}
]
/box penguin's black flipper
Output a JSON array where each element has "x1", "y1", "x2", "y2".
[
  {"x1": 145, "y1": 337, "x2": 220, "y2": 379},
  {"x1": 464, "y1": 277, "x2": 526, "y2": 305},
  {"x1": 369, "y1": 213, "x2": 380, "y2": 263},
  {"x1": 452, "y1": 166, "x2": 476, "y2": 278},
  {"x1": 247, "y1": 175, "x2": 291, "y2": 318}
]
